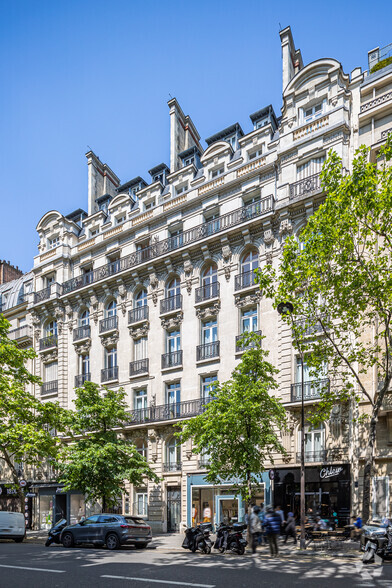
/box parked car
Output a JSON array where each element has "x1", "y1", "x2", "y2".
[
  {"x1": 0, "y1": 511, "x2": 25, "y2": 542},
  {"x1": 60, "y1": 514, "x2": 152, "y2": 550}
]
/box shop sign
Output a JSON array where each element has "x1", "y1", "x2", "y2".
[
  {"x1": 268, "y1": 469, "x2": 275, "y2": 480},
  {"x1": 25, "y1": 492, "x2": 37, "y2": 498},
  {"x1": 0, "y1": 485, "x2": 18, "y2": 496},
  {"x1": 320, "y1": 466, "x2": 343, "y2": 480},
  {"x1": 19, "y1": 479, "x2": 27, "y2": 488}
]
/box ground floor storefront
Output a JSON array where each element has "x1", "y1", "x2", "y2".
[{"x1": 273, "y1": 464, "x2": 351, "y2": 525}]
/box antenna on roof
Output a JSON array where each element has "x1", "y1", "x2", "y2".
[
  {"x1": 169, "y1": 93, "x2": 173, "y2": 99},
  {"x1": 279, "y1": 22, "x2": 282, "y2": 31}
]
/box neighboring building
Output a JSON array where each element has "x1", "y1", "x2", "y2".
[
  {"x1": 0, "y1": 260, "x2": 23, "y2": 285},
  {"x1": 1, "y1": 28, "x2": 392, "y2": 530}
]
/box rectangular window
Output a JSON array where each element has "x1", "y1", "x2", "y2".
[
  {"x1": 201, "y1": 320, "x2": 218, "y2": 345},
  {"x1": 176, "y1": 183, "x2": 188, "y2": 196},
  {"x1": 205, "y1": 212, "x2": 220, "y2": 235},
  {"x1": 248, "y1": 147, "x2": 263, "y2": 161},
  {"x1": 210, "y1": 166, "x2": 224, "y2": 179},
  {"x1": 167, "y1": 330, "x2": 181, "y2": 353},
  {"x1": 46, "y1": 275, "x2": 55, "y2": 287},
  {"x1": 201, "y1": 375, "x2": 217, "y2": 400},
  {"x1": 296, "y1": 358, "x2": 326, "y2": 382},
  {"x1": 116, "y1": 215, "x2": 126, "y2": 225},
  {"x1": 134, "y1": 389, "x2": 147, "y2": 411},
  {"x1": 134, "y1": 337, "x2": 148, "y2": 361},
  {"x1": 44, "y1": 361, "x2": 58, "y2": 383},
  {"x1": 48, "y1": 236, "x2": 60, "y2": 250},
  {"x1": 81, "y1": 354, "x2": 90, "y2": 375},
  {"x1": 297, "y1": 156, "x2": 325, "y2": 180},
  {"x1": 105, "y1": 347, "x2": 117, "y2": 369},
  {"x1": 90, "y1": 228, "x2": 98, "y2": 237},
  {"x1": 184, "y1": 157, "x2": 194, "y2": 166},
  {"x1": 144, "y1": 200, "x2": 155, "y2": 211},
  {"x1": 169, "y1": 229, "x2": 183, "y2": 248},
  {"x1": 241, "y1": 308, "x2": 258, "y2": 333},
  {"x1": 372, "y1": 477, "x2": 390, "y2": 519},
  {"x1": 303, "y1": 101, "x2": 324, "y2": 123},
  {"x1": 135, "y1": 492, "x2": 148, "y2": 517},
  {"x1": 166, "y1": 382, "x2": 181, "y2": 405}
]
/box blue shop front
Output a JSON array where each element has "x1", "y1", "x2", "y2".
[{"x1": 186, "y1": 472, "x2": 271, "y2": 528}]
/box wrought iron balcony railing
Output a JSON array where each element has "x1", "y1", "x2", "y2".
[
  {"x1": 128, "y1": 306, "x2": 149, "y2": 324},
  {"x1": 234, "y1": 270, "x2": 258, "y2": 291},
  {"x1": 196, "y1": 341, "x2": 220, "y2": 361},
  {"x1": 195, "y1": 282, "x2": 220, "y2": 303},
  {"x1": 99, "y1": 315, "x2": 118, "y2": 334},
  {"x1": 296, "y1": 450, "x2": 327, "y2": 463},
  {"x1": 8, "y1": 325, "x2": 33, "y2": 342},
  {"x1": 293, "y1": 317, "x2": 327, "y2": 337},
  {"x1": 161, "y1": 351, "x2": 183, "y2": 369},
  {"x1": 129, "y1": 358, "x2": 149, "y2": 376},
  {"x1": 163, "y1": 462, "x2": 182, "y2": 472},
  {"x1": 75, "y1": 373, "x2": 91, "y2": 387},
  {"x1": 235, "y1": 330, "x2": 262, "y2": 351},
  {"x1": 160, "y1": 294, "x2": 182, "y2": 314},
  {"x1": 198, "y1": 457, "x2": 211, "y2": 468},
  {"x1": 290, "y1": 378, "x2": 330, "y2": 402},
  {"x1": 61, "y1": 197, "x2": 274, "y2": 296},
  {"x1": 73, "y1": 325, "x2": 91, "y2": 341},
  {"x1": 39, "y1": 335, "x2": 58, "y2": 350},
  {"x1": 124, "y1": 397, "x2": 212, "y2": 426},
  {"x1": 34, "y1": 282, "x2": 62, "y2": 304},
  {"x1": 41, "y1": 380, "x2": 58, "y2": 396},
  {"x1": 289, "y1": 172, "x2": 321, "y2": 200},
  {"x1": 101, "y1": 366, "x2": 119, "y2": 382}
]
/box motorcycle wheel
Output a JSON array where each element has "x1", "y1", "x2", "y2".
[
  {"x1": 237, "y1": 545, "x2": 245, "y2": 555},
  {"x1": 229, "y1": 543, "x2": 240, "y2": 555},
  {"x1": 191, "y1": 543, "x2": 197, "y2": 553},
  {"x1": 218, "y1": 547, "x2": 225, "y2": 553},
  {"x1": 363, "y1": 546, "x2": 376, "y2": 563},
  {"x1": 45, "y1": 537, "x2": 54, "y2": 547}
]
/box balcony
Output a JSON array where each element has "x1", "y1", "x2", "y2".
[
  {"x1": 163, "y1": 462, "x2": 182, "y2": 472},
  {"x1": 61, "y1": 197, "x2": 274, "y2": 296},
  {"x1": 195, "y1": 282, "x2": 220, "y2": 303},
  {"x1": 161, "y1": 351, "x2": 183, "y2": 369},
  {"x1": 235, "y1": 330, "x2": 262, "y2": 351},
  {"x1": 160, "y1": 294, "x2": 182, "y2": 315},
  {"x1": 125, "y1": 397, "x2": 212, "y2": 426},
  {"x1": 129, "y1": 358, "x2": 149, "y2": 377},
  {"x1": 234, "y1": 270, "x2": 258, "y2": 291},
  {"x1": 8, "y1": 325, "x2": 33, "y2": 346},
  {"x1": 101, "y1": 366, "x2": 119, "y2": 383},
  {"x1": 196, "y1": 341, "x2": 220, "y2": 362},
  {"x1": 73, "y1": 325, "x2": 91, "y2": 341},
  {"x1": 290, "y1": 173, "x2": 321, "y2": 200},
  {"x1": 99, "y1": 316, "x2": 118, "y2": 334},
  {"x1": 128, "y1": 306, "x2": 149, "y2": 324},
  {"x1": 290, "y1": 378, "x2": 330, "y2": 402},
  {"x1": 361, "y1": 90, "x2": 392, "y2": 113},
  {"x1": 75, "y1": 373, "x2": 91, "y2": 387},
  {"x1": 293, "y1": 316, "x2": 328, "y2": 337},
  {"x1": 41, "y1": 380, "x2": 58, "y2": 396},
  {"x1": 34, "y1": 282, "x2": 61, "y2": 305},
  {"x1": 39, "y1": 335, "x2": 58, "y2": 351},
  {"x1": 198, "y1": 457, "x2": 211, "y2": 469}
]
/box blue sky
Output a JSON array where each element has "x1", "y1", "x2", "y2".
[{"x1": 1, "y1": 0, "x2": 391, "y2": 272}]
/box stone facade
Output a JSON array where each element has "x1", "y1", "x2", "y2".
[{"x1": 2, "y1": 27, "x2": 392, "y2": 530}]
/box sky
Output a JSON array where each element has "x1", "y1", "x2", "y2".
[{"x1": 1, "y1": 0, "x2": 391, "y2": 273}]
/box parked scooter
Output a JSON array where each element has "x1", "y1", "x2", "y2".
[
  {"x1": 45, "y1": 518, "x2": 68, "y2": 547},
  {"x1": 182, "y1": 523, "x2": 213, "y2": 554},
  {"x1": 361, "y1": 521, "x2": 392, "y2": 563},
  {"x1": 214, "y1": 522, "x2": 248, "y2": 555}
]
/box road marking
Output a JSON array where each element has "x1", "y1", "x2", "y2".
[
  {"x1": 0, "y1": 564, "x2": 65, "y2": 573},
  {"x1": 101, "y1": 575, "x2": 215, "y2": 587}
]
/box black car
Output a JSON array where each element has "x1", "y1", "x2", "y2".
[{"x1": 60, "y1": 514, "x2": 152, "y2": 550}]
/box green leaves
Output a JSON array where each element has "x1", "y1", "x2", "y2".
[{"x1": 177, "y1": 335, "x2": 286, "y2": 503}]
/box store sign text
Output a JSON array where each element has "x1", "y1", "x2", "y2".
[{"x1": 320, "y1": 466, "x2": 343, "y2": 480}]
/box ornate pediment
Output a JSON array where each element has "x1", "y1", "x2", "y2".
[
  {"x1": 161, "y1": 312, "x2": 183, "y2": 330},
  {"x1": 196, "y1": 302, "x2": 220, "y2": 320},
  {"x1": 129, "y1": 323, "x2": 150, "y2": 340},
  {"x1": 234, "y1": 293, "x2": 261, "y2": 309}
]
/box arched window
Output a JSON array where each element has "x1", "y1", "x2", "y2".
[
  {"x1": 45, "y1": 320, "x2": 57, "y2": 337},
  {"x1": 166, "y1": 438, "x2": 181, "y2": 470},
  {"x1": 202, "y1": 264, "x2": 218, "y2": 286},
  {"x1": 136, "y1": 439, "x2": 148, "y2": 460},
  {"x1": 166, "y1": 277, "x2": 180, "y2": 298},
  {"x1": 135, "y1": 288, "x2": 147, "y2": 307},
  {"x1": 79, "y1": 309, "x2": 90, "y2": 326},
  {"x1": 106, "y1": 299, "x2": 117, "y2": 317},
  {"x1": 241, "y1": 250, "x2": 258, "y2": 274}
]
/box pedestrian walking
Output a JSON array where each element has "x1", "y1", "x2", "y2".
[
  {"x1": 250, "y1": 506, "x2": 262, "y2": 554},
  {"x1": 275, "y1": 505, "x2": 284, "y2": 535},
  {"x1": 283, "y1": 512, "x2": 297, "y2": 545},
  {"x1": 265, "y1": 507, "x2": 281, "y2": 557}
]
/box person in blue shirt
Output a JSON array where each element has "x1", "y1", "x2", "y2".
[{"x1": 350, "y1": 515, "x2": 362, "y2": 539}]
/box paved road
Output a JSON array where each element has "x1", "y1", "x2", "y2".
[{"x1": 0, "y1": 542, "x2": 391, "y2": 588}]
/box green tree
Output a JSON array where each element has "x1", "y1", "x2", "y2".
[
  {"x1": 177, "y1": 333, "x2": 286, "y2": 512},
  {"x1": 258, "y1": 134, "x2": 392, "y2": 522},
  {"x1": 58, "y1": 382, "x2": 159, "y2": 512},
  {"x1": 0, "y1": 315, "x2": 63, "y2": 511}
]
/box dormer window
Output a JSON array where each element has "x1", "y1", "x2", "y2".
[
  {"x1": 248, "y1": 147, "x2": 264, "y2": 161},
  {"x1": 226, "y1": 135, "x2": 237, "y2": 149},
  {"x1": 184, "y1": 156, "x2": 194, "y2": 166},
  {"x1": 90, "y1": 227, "x2": 99, "y2": 237},
  {"x1": 303, "y1": 100, "x2": 326, "y2": 124},
  {"x1": 210, "y1": 166, "x2": 224, "y2": 180},
  {"x1": 48, "y1": 236, "x2": 60, "y2": 250},
  {"x1": 116, "y1": 215, "x2": 126, "y2": 225},
  {"x1": 144, "y1": 200, "x2": 155, "y2": 211},
  {"x1": 176, "y1": 183, "x2": 188, "y2": 196}
]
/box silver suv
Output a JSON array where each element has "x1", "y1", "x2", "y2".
[{"x1": 60, "y1": 514, "x2": 152, "y2": 550}]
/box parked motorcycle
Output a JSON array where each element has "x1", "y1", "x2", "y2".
[
  {"x1": 214, "y1": 522, "x2": 248, "y2": 555},
  {"x1": 45, "y1": 518, "x2": 68, "y2": 547},
  {"x1": 182, "y1": 523, "x2": 213, "y2": 554},
  {"x1": 361, "y1": 521, "x2": 392, "y2": 563}
]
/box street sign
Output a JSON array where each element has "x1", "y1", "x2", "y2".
[
  {"x1": 19, "y1": 479, "x2": 27, "y2": 488},
  {"x1": 268, "y1": 469, "x2": 275, "y2": 480},
  {"x1": 25, "y1": 492, "x2": 37, "y2": 498}
]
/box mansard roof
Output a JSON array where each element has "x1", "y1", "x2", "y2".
[{"x1": 284, "y1": 58, "x2": 345, "y2": 96}]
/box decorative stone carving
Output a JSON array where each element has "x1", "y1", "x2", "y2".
[
  {"x1": 279, "y1": 219, "x2": 293, "y2": 237},
  {"x1": 41, "y1": 350, "x2": 58, "y2": 364},
  {"x1": 118, "y1": 284, "x2": 127, "y2": 316},
  {"x1": 101, "y1": 333, "x2": 119, "y2": 348},
  {"x1": 184, "y1": 260, "x2": 193, "y2": 277},
  {"x1": 129, "y1": 323, "x2": 150, "y2": 340},
  {"x1": 161, "y1": 312, "x2": 183, "y2": 330},
  {"x1": 151, "y1": 291, "x2": 158, "y2": 306},
  {"x1": 224, "y1": 266, "x2": 231, "y2": 281},
  {"x1": 196, "y1": 302, "x2": 220, "y2": 320},
  {"x1": 263, "y1": 228, "x2": 274, "y2": 245},
  {"x1": 31, "y1": 312, "x2": 41, "y2": 338},
  {"x1": 282, "y1": 454, "x2": 293, "y2": 464},
  {"x1": 89, "y1": 293, "x2": 99, "y2": 324},
  {"x1": 234, "y1": 293, "x2": 261, "y2": 309},
  {"x1": 222, "y1": 245, "x2": 232, "y2": 263},
  {"x1": 150, "y1": 272, "x2": 159, "y2": 289},
  {"x1": 265, "y1": 251, "x2": 273, "y2": 265},
  {"x1": 74, "y1": 341, "x2": 92, "y2": 355}
]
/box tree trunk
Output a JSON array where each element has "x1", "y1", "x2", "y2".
[
  {"x1": 246, "y1": 471, "x2": 252, "y2": 547},
  {"x1": 102, "y1": 496, "x2": 107, "y2": 513},
  {"x1": 362, "y1": 414, "x2": 377, "y2": 523},
  {"x1": 2, "y1": 450, "x2": 24, "y2": 513}
]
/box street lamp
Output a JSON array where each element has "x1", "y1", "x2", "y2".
[{"x1": 277, "y1": 301, "x2": 306, "y2": 550}]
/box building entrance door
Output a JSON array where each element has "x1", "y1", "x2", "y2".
[
  {"x1": 167, "y1": 488, "x2": 181, "y2": 532},
  {"x1": 215, "y1": 495, "x2": 239, "y2": 525},
  {"x1": 54, "y1": 493, "x2": 67, "y2": 524}
]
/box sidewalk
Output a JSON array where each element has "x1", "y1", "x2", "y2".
[{"x1": 25, "y1": 529, "x2": 361, "y2": 559}]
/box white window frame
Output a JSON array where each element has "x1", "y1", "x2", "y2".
[
  {"x1": 135, "y1": 491, "x2": 148, "y2": 517},
  {"x1": 176, "y1": 183, "x2": 188, "y2": 196},
  {"x1": 134, "y1": 336, "x2": 148, "y2": 361},
  {"x1": 241, "y1": 307, "x2": 258, "y2": 334},
  {"x1": 47, "y1": 235, "x2": 60, "y2": 250},
  {"x1": 144, "y1": 199, "x2": 155, "y2": 211},
  {"x1": 210, "y1": 166, "x2": 224, "y2": 180},
  {"x1": 116, "y1": 215, "x2": 126, "y2": 225},
  {"x1": 248, "y1": 146, "x2": 264, "y2": 161},
  {"x1": 302, "y1": 99, "x2": 326, "y2": 124},
  {"x1": 372, "y1": 476, "x2": 390, "y2": 519},
  {"x1": 134, "y1": 389, "x2": 147, "y2": 411}
]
